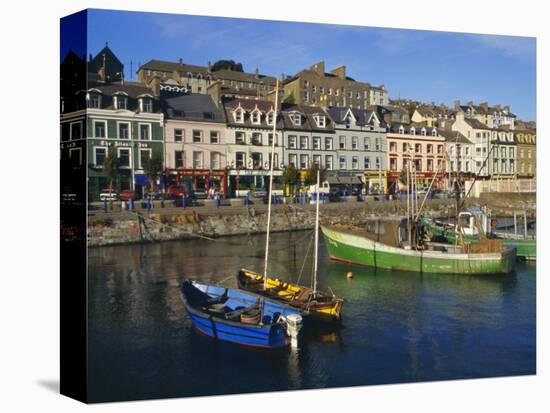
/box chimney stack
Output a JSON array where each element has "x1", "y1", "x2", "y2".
[
  {"x1": 255, "y1": 67, "x2": 259, "y2": 79},
  {"x1": 331, "y1": 65, "x2": 346, "y2": 80}
]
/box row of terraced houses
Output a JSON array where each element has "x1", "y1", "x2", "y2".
[{"x1": 60, "y1": 46, "x2": 536, "y2": 201}]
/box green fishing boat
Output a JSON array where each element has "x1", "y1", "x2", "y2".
[
  {"x1": 421, "y1": 212, "x2": 536, "y2": 261},
  {"x1": 321, "y1": 220, "x2": 516, "y2": 275}
]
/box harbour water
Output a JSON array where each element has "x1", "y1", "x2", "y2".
[{"x1": 88, "y1": 231, "x2": 536, "y2": 403}]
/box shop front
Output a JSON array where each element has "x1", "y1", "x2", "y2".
[
  {"x1": 228, "y1": 169, "x2": 283, "y2": 198},
  {"x1": 363, "y1": 170, "x2": 388, "y2": 195},
  {"x1": 167, "y1": 168, "x2": 228, "y2": 197}
]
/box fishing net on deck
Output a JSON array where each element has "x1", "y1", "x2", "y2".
[{"x1": 465, "y1": 239, "x2": 503, "y2": 253}]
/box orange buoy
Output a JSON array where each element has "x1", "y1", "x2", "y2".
[{"x1": 346, "y1": 271, "x2": 353, "y2": 279}]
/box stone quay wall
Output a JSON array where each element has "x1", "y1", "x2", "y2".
[{"x1": 87, "y1": 193, "x2": 535, "y2": 247}]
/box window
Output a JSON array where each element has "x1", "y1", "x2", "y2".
[
  {"x1": 427, "y1": 159, "x2": 433, "y2": 171},
  {"x1": 116, "y1": 96, "x2": 127, "y2": 110},
  {"x1": 300, "y1": 136, "x2": 308, "y2": 149},
  {"x1": 509, "y1": 147, "x2": 514, "y2": 158},
  {"x1": 141, "y1": 98, "x2": 152, "y2": 113},
  {"x1": 210, "y1": 131, "x2": 219, "y2": 144},
  {"x1": 325, "y1": 137, "x2": 333, "y2": 150},
  {"x1": 339, "y1": 156, "x2": 346, "y2": 169},
  {"x1": 251, "y1": 111, "x2": 261, "y2": 124},
  {"x1": 364, "y1": 136, "x2": 370, "y2": 151},
  {"x1": 69, "y1": 148, "x2": 82, "y2": 166},
  {"x1": 236, "y1": 152, "x2": 246, "y2": 168},
  {"x1": 211, "y1": 152, "x2": 220, "y2": 169},
  {"x1": 139, "y1": 149, "x2": 151, "y2": 168},
  {"x1": 375, "y1": 138, "x2": 381, "y2": 151},
  {"x1": 399, "y1": 126, "x2": 404, "y2": 135},
  {"x1": 375, "y1": 157, "x2": 381, "y2": 170},
  {"x1": 70, "y1": 122, "x2": 81, "y2": 140},
  {"x1": 88, "y1": 93, "x2": 100, "y2": 108},
  {"x1": 304, "y1": 80, "x2": 309, "y2": 87},
  {"x1": 94, "y1": 147, "x2": 106, "y2": 166},
  {"x1": 235, "y1": 131, "x2": 245, "y2": 145},
  {"x1": 234, "y1": 109, "x2": 244, "y2": 123},
  {"x1": 351, "y1": 136, "x2": 358, "y2": 150},
  {"x1": 325, "y1": 155, "x2": 333, "y2": 170},
  {"x1": 314, "y1": 115, "x2": 326, "y2": 128},
  {"x1": 364, "y1": 157, "x2": 371, "y2": 169},
  {"x1": 352, "y1": 156, "x2": 358, "y2": 169},
  {"x1": 437, "y1": 145, "x2": 443, "y2": 154},
  {"x1": 328, "y1": 88, "x2": 332, "y2": 95},
  {"x1": 175, "y1": 151, "x2": 184, "y2": 168},
  {"x1": 268, "y1": 153, "x2": 279, "y2": 169},
  {"x1": 267, "y1": 112, "x2": 274, "y2": 125},
  {"x1": 94, "y1": 121, "x2": 106, "y2": 138},
  {"x1": 402, "y1": 143, "x2": 409, "y2": 153},
  {"x1": 193, "y1": 130, "x2": 202, "y2": 143},
  {"x1": 252, "y1": 133, "x2": 262, "y2": 145},
  {"x1": 464, "y1": 147, "x2": 469, "y2": 156},
  {"x1": 320, "y1": 86, "x2": 325, "y2": 94},
  {"x1": 345, "y1": 117, "x2": 351, "y2": 128},
  {"x1": 415, "y1": 143, "x2": 421, "y2": 153},
  {"x1": 175, "y1": 129, "x2": 184, "y2": 142},
  {"x1": 421, "y1": 128, "x2": 426, "y2": 136},
  {"x1": 313, "y1": 155, "x2": 322, "y2": 166},
  {"x1": 390, "y1": 158, "x2": 397, "y2": 171},
  {"x1": 476, "y1": 147, "x2": 482, "y2": 155},
  {"x1": 268, "y1": 133, "x2": 277, "y2": 146},
  {"x1": 289, "y1": 154, "x2": 297, "y2": 168},
  {"x1": 118, "y1": 148, "x2": 130, "y2": 168},
  {"x1": 427, "y1": 144, "x2": 433, "y2": 154},
  {"x1": 193, "y1": 151, "x2": 203, "y2": 168},
  {"x1": 288, "y1": 136, "x2": 297, "y2": 149},
  {"x1": 313, "y1": 136, "x2": 321, "y2": 150},
  {"x1": 389, "y1": 142, "x2": 397, "y2": 152},
  {"x1": 312, "y1": 85, "x2": 317, "y2": 92},
  {"x1": 290, "y1": 113, "x2": 302, "y2": 125},
  {"x1": 465, "y1": 161, "x2": 470, "y2": 171},
  {"x1": 339, "y1": 136, "x2": 346, "y2": 149},
  {"x1": 303, "y1": 91, "x2": 309, "y2": 102},
  {"x1": 139, "y1": 124, "x2": 151, "y2": 140},
  {"x1": 410, "y1": 128, "x2": 416, "y2": 135},
  {"x1": 118, "y1": 123, "x2": 130, "y2": 139},
  {"x1": 300, "y1": 154, "x2": 308, "y2": 169}
]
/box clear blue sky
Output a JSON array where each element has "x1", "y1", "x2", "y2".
[{"x1": 77, "y1": 9, "x2": 535, "y2": 121}]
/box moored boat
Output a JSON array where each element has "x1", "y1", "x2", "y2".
[
  {"x1": 321, "y1": 220, "x2": 516, "y2": 275},
  {"x1": 237, "y1": 268, "x2": 344, "y2": 322},
  {"x1": 181, "y1": 280, "x2": 304, "y2": 349},
  {"x1": 421, "y1": 212, "x2": 536, "y2": 261}
]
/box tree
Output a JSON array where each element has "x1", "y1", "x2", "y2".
[
  {"x1": 142, "y1": 151, "x2": 163, "y2": 194},
  {"x1": 304, "y1": 163, "x2": 327, "y2": 186},
  {"x1": 283, "y1": 92, "x2": 295, "y2": 104},
  {"x1": 103, "y1": 147, "x2": 119, "y2": 206},
  {"x1": 281, "y1": 164, "x2": 300, "y2": 197},
  {"x1": 211, "y1": 60, "x2": 243, "y2": 72}
]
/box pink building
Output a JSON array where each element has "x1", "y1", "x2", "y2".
[{"x1": 163, "y1": 94, "x2": 228, "y2": 195}]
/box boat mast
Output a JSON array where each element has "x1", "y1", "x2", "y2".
[
  {"x1": 263, "y1": 79, "x2": 280, "y2": 290},
  {"x1": 313, "y1": 168, "x2": 320, "y2": 297}
]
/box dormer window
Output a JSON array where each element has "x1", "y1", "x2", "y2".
[
  {"x1": 87, "y1": 91, "x2": 101, "y2": 109},
  {"x1": 114, "y1": 93, "x2": 127, "y2": 110},
  {"x1": 399, "y1": 126, "x2": 404, "y2": 134},
  {"x1": 251, "y1": 110, "x2": 261, "y2": 124},
  {"x1": 421, "y1": 128, "x2": 426, "y2": 136},
  {"x1": 410, "y1": 127, "x2": 416, "y2": 135},
  {"x1": 266, "y1": 111, "x2": 274, "y2": 125},
  {"x1": 314, "y1": 115, "x2": 326, "y2": 128},
  {"x1": 432, "y1": 129, "x2": 437, "y2": 136},
  {"x1": 139, "y1": 96, "x2": 153, "y2": 113},
  {"x1": 234, "y1": 108, "x2": 244, "y2": 123},
  {"x1": 345, "y1": 116, "x2": 351, "y2": 128},
  {"x1": 290, "y1": 112, "x2": 302, "y2": 125}
]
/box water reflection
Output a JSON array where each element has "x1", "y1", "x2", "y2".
[{"x1": 87, "y1": 232, "x2": 535, "y2": 402}]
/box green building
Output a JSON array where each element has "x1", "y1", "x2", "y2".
[{"x1": 85, "y1": 81, "x2": 164, "y2": 201}]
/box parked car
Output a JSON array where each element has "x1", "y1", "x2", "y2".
[
  {"x1": 166, "y1": 185, "x2": 186, "y2": 199},
  {"x1": 430, "y1": 189, "x2": 450, "y2": 199},
  {"x1": 119, "y1": 190, "x2": 137, "y2": 202},
  {"x1": 99, "y1": 189, "x2": 118, "y2": 201}
]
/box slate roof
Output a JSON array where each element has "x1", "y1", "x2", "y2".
[
  {"x1": 386, "y1": 123, "x2": 440, "y2": 137},
  {"x1": 280, "y1": 103, "x2": 336, "y2": 133},
  {"x1": 327, "y1": 107, "x2": 382, "y2": 127},
  {"x1": 87, "y1": 81, "x2": 161, "y2": 113},
  {"x1": 437, "y1": 129, "x2": 472, "y2": 144},
  {"x1": 463, "y1": 118, "x2": 491, "y2": 130},
  {"x1": 223, "y1": 98, "x2": 281, "y2": 129},
  {"x1": 163, "y1": 94, "x2": 226, "y2": 123}
]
